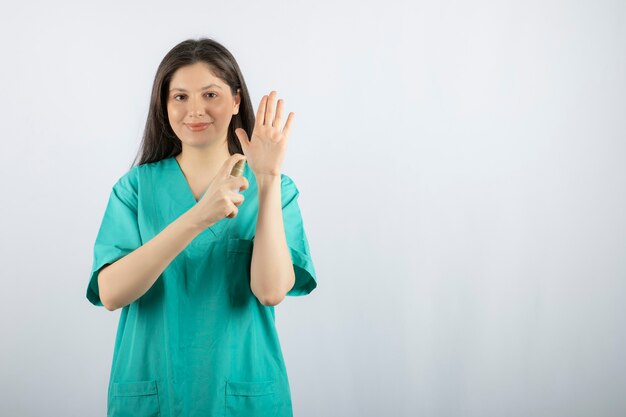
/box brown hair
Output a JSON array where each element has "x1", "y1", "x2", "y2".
[{"x1": 131, "y1": 38, "x2": 255, "y2": 168}]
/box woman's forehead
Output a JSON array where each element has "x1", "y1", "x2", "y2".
[{"x1": 169, "y1": 63, "x2": 226, "y2": 91}]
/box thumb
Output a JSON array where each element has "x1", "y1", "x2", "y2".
[
  {"x1": 220, "y1": 153, "x2": 246, "y2": 179},
  {"x1": 235, "y1": 128, "x2": 249, "y2": 154}
]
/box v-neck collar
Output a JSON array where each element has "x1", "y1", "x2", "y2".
[
  {"x1": 165, "y1": 156, "x2": 250, "y2": 240},
  {"x1": 171, "y1": 156, "x2": 207, "y2": 204}
]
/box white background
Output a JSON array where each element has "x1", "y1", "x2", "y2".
[{"x1": 0, "y1": 0, "x2": 625, "y2": 416}]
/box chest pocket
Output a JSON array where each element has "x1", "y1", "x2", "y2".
[
  {"x1": 226, "y1": 238, "x2": 255, "y2": 308},
  {"x1": 225, "y1": 380, "x2": 278, "y2": 417},
  {"x1": 109, "y1": 380, "x2": 161, "y2": 417}
]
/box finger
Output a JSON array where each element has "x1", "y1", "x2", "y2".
[
  {"x1": 231, "y1": 192, "x2": 245, "y2": 206},
  {"x1": 227, "y1": 205, "x2": 239, "y2": 218},
  {"x1": 233, "y1": 176, "x2": 249, "y2": 191},
  {"x1": 282, "y1": 112, "x2": 295, "y2": 139},
  {"x1": 273, "y1": 98, "x2": 284, "y2": 129},
  {"x1": 235, "y1": 128, "x2": 249, "y2": 154},
  {"x1": 266, "y1": 91, "x2": 277, "y2": 127},
  {"x1": 227, "y1": 176, "x2": 248, "y2": 192},
  {"x1": 239, "y1": 177, "x2": 249, "y2": 191},
  {"x1": 255, "y1": 95, "x2": 268, "y2": 127},
  {"x1": 220, "y1": 153, "x2": 246, "y2": 179}
]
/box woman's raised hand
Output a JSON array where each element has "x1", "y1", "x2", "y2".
[
  {"x1": 191, "y1": 153, "x2": 249, "y2": 229},
  {"x1": 235, "y1": 91, "x2": 294, "y2": 177}
]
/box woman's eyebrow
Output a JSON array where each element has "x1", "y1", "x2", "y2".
[{"x1": 170, "y1": 84, "x2": 222, "y2": 92}]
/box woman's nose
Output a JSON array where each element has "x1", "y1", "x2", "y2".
[{"x1": 189, "y1": 96, "x2": 206, "y2": 117}]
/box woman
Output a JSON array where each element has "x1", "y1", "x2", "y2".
[{"x1": 86, "y1": 38, "x2": 317, "y2": 417}]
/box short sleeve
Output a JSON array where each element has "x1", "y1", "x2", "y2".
[
  {"x1": 86, "y1": 172, "x2": 142, "y2": 307},
  {"x1": 280, "y1": 174, "x2": 318, "y2": 296}
]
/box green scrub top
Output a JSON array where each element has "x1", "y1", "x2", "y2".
[{"x1": 86, "y1": 156, "x2": 317, "y2": 417}]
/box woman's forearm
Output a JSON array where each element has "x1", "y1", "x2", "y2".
[
  {"x1": 97, "y1": 207, "x2": 207, "y2": 311},
  {"x1": 251, "y1": 174, "x2": 296, "y2": 306}
]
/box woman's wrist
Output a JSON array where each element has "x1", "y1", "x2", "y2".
[
  {"x1": 255, "y1": 173, "x2": 280, "y2": 190},
  {"x1": 181, "y1": 206, "x2": 211, "y2": 234}
]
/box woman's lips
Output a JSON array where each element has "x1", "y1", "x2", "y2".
[{"x1": 185, "y1": 123, "x2": 212, "y2": 131}]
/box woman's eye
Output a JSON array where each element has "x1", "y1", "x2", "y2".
[{"x1": 172, "y1": 93, "x2": 216, "y2": 101}]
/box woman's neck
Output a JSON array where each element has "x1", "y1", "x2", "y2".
[{"x1": 175, "y1": 142, "x2": 231, "y2": 178}]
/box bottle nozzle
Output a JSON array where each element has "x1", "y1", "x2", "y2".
[
  {"x1": 230, "y1": 158, "x2": 246, "y2": 194},
  {"x1": 230, "y1": 159, "x2": 246, "y2": 177}
]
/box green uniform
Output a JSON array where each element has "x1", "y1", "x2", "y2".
[{"x1": 86, "y1": 157, "x2": 317, "y2": 417}]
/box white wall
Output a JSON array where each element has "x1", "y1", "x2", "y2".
[{"x1": 0, "y1": 0, "x2": 624, "y2": 416}]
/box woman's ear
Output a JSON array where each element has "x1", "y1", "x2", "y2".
[{"x1": 233, "y1": 88, "x2": 241, "y2": 115}]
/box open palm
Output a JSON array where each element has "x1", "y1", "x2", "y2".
[{"x1": 235, "y1": 90, "x2": 294, "y2": 177}]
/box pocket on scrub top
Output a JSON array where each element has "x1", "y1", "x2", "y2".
[
  {"x1": 225, "y1": 380, "x2": 278, "y2": 417},
  {"x1": 226, "y1": 238, "x2": 254, "y2": 306},
  {"x1": 109, "y1": 380, "x2": 161, "y2": 417},
  {"x1": 227, "y1": 238, "x2": 253, "y2": 254}
]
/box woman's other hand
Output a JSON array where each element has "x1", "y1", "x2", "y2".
[{"x1": 235, "y1": 90, "x2": 294, "y2": 177}]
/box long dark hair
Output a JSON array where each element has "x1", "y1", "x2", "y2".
[{"x1": 131, "y1": 38, "x2": 255, "y2": 168}]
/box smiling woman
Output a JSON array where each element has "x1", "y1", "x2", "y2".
[
  {"x1": 86, "y1": 38, "x2": 317, "y2": 417},
  {"x1": 166, "y1": 62, "x2": 240, "y2": 150},
  {"x1": 133, "y1": 38, "x2": 256, "y2": 166}
]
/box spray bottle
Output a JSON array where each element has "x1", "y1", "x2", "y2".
[{"x1": 230, "y1": 158, "x2": 246, "y2": 194}]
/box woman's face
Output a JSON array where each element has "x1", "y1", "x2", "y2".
[{"x1": 166, "y1": 62, "x2": 240, "y2": 149}]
